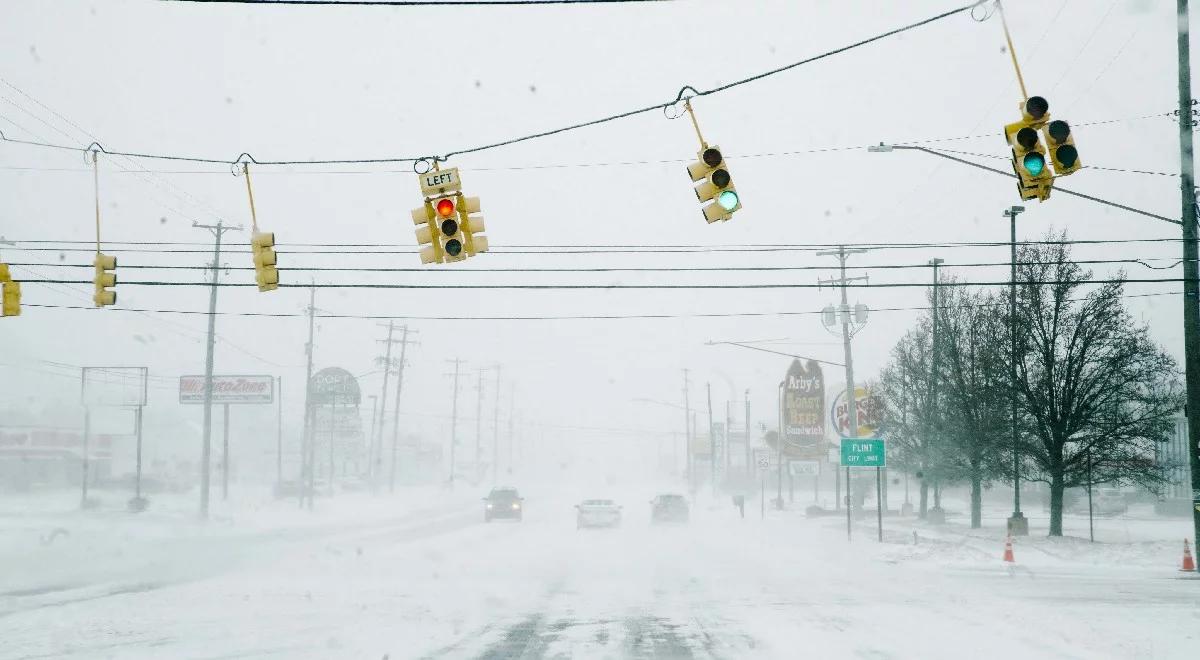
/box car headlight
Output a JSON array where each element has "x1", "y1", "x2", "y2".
[
  {"x1": 512, "y1": 502, "x2": 520, "y2": 510},
  {"x1": 486, "y1": 503, "x2": 493, "y2": 509}
]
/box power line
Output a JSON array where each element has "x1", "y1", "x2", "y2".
[
  {"x1": 0, "y1": 4, "x2": 974, "y2": 166},
  {"x1": 167, "y1": 0, "x2": 670, "y2": 5},
  {"x1": 3, "y1": 256, "x2": 1189, "y2": 273},
  {"x1": 1, "y1": 236, "x2": 1190, "y2": 255},
  {"x1": 21, "y1": 291, "x2": 1179, "y2": 321},
  {"x1": 13, "y1": 277, "x2": 1188, "y2": 290}
]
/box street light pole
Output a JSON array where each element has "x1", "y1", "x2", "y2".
[{"x1": 1004, "y1": 205, "x2": 1029, "y2": 536}]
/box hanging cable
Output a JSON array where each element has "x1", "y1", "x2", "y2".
[{"x1": 0, "y1": 4, "x2": 976, "y2": 166}]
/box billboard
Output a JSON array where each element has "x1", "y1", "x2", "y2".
[{"x1": 179, "y1": 375, "x2": 275, "y2": 404}]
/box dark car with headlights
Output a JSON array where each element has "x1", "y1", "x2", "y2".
[{"x1": 483, "y1": 487, "x2": 524, "y2": 522}]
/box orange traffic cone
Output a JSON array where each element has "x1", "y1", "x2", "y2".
[
  {"x1": 1003, "y1": 535, "x2": 1015, "y2": 563},
  {"x1": 1182, "y1": 539, "x2": 1196, "y2": 572}
]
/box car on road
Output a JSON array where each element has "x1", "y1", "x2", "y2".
[
  {"x1": 650, "y1": 493, "x2": 689, "y2": 524},
  {"x1": 575, "y1": 499, "x2": 622, "y2": 529},
  {"x1": 484, "y1": 486, "x2": 524, "y2": 522},
  {"x1": 1093, "y1": 488, "x2": 1129, "y2": 516}
]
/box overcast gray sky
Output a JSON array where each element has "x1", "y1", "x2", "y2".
[{"x1": 0, "y1": 0, "x2": 1189, "y2": 467}]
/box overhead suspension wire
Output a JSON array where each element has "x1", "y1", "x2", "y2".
[
  {"x1": 22, "y1": 290, "x2": 1179, "y2": 321},
  {"x1": 0, "y1": 3, "x2": 977, "y2": 167},
  {"x1": 0, "y1": 110, "x2": 1169, "y2": 177}
]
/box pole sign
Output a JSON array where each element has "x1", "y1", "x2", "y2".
[
  {"x1": 840, "y1": 438, "x2": 886, "y2": 467},
  {"x1": 830, "y1": 386, "x2": 883, "y2": 439},
  {"x1": 754, "y1": 449, "x2": 771, "y2": 472},
  {"x1": 179, "y1": 375, "x2": 274, "y2": 404},
  {"x1": 789, "y1": 460, "x2": 821, "y2": 476},
  {"x1": 778, "y1": 359, "x2": 826, "y2": 459},
  {"x1": 309, "y1": 367, "x2": 362, "y2": 406}
]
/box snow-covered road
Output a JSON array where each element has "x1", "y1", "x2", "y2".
[{"x1": 2, "y1": 485, "x2": 1197, "y2": 659}]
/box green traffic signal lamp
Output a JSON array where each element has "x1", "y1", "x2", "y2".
[
  {"x1": 1022, "y1": 152, "x2": 1046, "y2": 177},
  {"x1": 716, "y1": 190, "x2": 739, "y2": 212}
]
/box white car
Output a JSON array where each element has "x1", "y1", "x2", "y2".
[{"x1": 575, "y1": 499, "x2": 622, "y2": 529}]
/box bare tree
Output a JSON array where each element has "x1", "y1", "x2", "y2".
[
  {"x1": 878, "y1": 318, "x2": 947, "y2": 518},
  {"x1": 1010, "y1": 233, "x2": 1182, "y2": 536},
  {"x1": 934, "y1": 284, "x2": 1009, "y2": 528}
]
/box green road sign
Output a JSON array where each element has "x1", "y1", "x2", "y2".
[{"x1": 840, "y1": 438, "x2": 885, "y2": 467}]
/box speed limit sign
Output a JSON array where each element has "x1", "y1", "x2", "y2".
[{"x1": 754, "y1": 449, "x2": 771, "y2": 471}]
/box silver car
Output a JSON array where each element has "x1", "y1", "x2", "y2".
[{"x1": 575, "y1": 499, "x2": 622, "y2": 529}]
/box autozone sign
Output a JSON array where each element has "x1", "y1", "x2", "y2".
[{"x1": 179, "y1": 375, "x2": 274, "y2": 404}]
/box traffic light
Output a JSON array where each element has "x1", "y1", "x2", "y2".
[
  {"x1": 1043, "y1": 119, "x2": 1080, "y2": 177},
  {"x1": 93, "y1": 253, "x2": 117, "y2": 307},
  {"x1": 413, "y1": 193, "x2": 487, "y2": 263},
  {"x1": 456, "y1": 195, "x2": 488, "y2": 257},
  {"x1": 412, "y1": 199, "x2": 441, "y2": 264},
  {"x1": 687, "y1": 145, "x2": 741, "y2": 223},
  {"x1": 1004, "y1": 96, "x2": 1052, "y2": 202},
  {"x1": 435, "y1": 195, "x2": 466, "y2": 262},
  {"x1": 251, "y1": 231, "x2": 279, "y2": 292},
  {"x1": 0, "y1": 264, "x2": 19, "y2": 317}
]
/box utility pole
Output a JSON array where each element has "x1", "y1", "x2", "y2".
[
  {"x1": 928, "y1": 258, "x2": 945, "y2": 521},
  {"x1": 193, "y1": 220, "x2": 241, "y2": 519},
  {"x1": 683, "y1": 369, "x2": 692, "y2": 493},
  {"x1": 507, "y1": 388, "x2": 515, "y2": 475},
  {"x1": 1003, "y1": 205, "x2": 1029, "y2": 536},
  {"x1": 744, "y1": 389, "x2": 751, "y2": 482},
  {"x1": 367, "y1": 394, "x2": 378, "y2": 469},
  {"x1": 374, "y1": 321, "x2": 396, "y2": 489},
  {"x1": 389, "y1": 325, "x2": 416, "y2": 493},
  {"x1": 1176, "y1": 0, "x2": 1200, "y2": 564},
  {"x1": 492, "y1": 365, "x2": 501, "y2": 485},
  {"x1": 724, "y1": 400, "x2": 732, "y2": 477},
  {"x1": 300, "y1": 284, "x2": 316, "y2": 511},
  {"x1": 276, "y1": 376, "x2": 283, "y2": 489},
  {"x1": 818, "y1": 245, "x2": 868, "y2": 535},
  {"x1": 446, "y1": 358, "x2": 464, "y2": 488},
  {"x1": 475, "y1": 368, "x2": 485, "y2": 482},
  {"x1": 707, "y1": 382, "x2": 715, "y2": 497}
]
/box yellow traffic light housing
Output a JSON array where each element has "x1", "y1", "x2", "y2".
[
  {"x1": 1, "y1": 281, "x2": 20, "y2": 317},
  {"x1": 1, "y1": 264, "x2": 19, "y2": 317},
  {"x1": 1043, "y1": 119, "x2": 1080, "y2": 177},
  {"x1": 688, "y1": 146, "x2": 741, "y2": 223},
  {"x1": 251, "y1": 231, "x2": 279, "y2": 292},
  {"x1": 412, "y1": 166, "x2": 487, "y2": 264},
  {"x1": 412, "y1": 200, "x2": 441, "y2": 264},
  {"x1": 457, "y1": 195, "x2": 488, "y2": 257},
  {"x1": 93, "y1": 253, "x2": 117, "y2": 307},
  {"x1": 1004, "y1": 96, "x2": 1052, "y2": 202}
]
